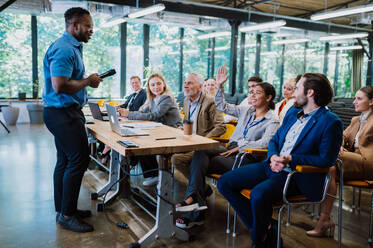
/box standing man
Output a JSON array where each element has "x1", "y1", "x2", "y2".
[
  {"x1": 42, "y1": 7, "x2": 102, "y2": 233},
  {"x1": 171, "y1": 73, "x2": 226, "y2": 178},
  {"x1": 218, "y1": 73, "x2": 343, "y2": 247},
  {"x1": 119, "y1": 76, "x2": 146, "y2": 111}
]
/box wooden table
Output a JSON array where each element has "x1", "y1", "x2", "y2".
[{"x1": 86, "y1": 120, "x2": 219, "y2": 247}]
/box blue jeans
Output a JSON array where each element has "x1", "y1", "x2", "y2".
[{"x1": 217, "y1": 162, "x2": 300, "y2": 242}]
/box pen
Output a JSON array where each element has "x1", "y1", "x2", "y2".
[{"x1": 155, "y1": 137, "x2": 176, "y2": 140}]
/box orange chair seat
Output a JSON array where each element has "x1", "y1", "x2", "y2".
[
  {"x1": 240, "y1": 189, "x2": 307, "y2": 204},
  {"x1": 208, "y1": 174, "x2": 221, "y2": 180},
  {"x1": 345, "y1": 180, "x2": 373, "y2": 188}
]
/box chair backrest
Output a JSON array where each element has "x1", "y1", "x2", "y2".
[
  {"x1": 234, "y1": 93, "x2": 247, "y2": 105},
  {"x1": 176, "y1": 92, "x2": 185, "y2": 108},
  {"x1": 220, "y1": 124, "x2": 236, "y2": 140},
  {"x1": 96, "y1": 99, "x2": 106, "y2": 107},
  {"x1": 107, "y1": 101, "x2": 118, "y2": 106},
  {"x1": 224, "y1": 93, "x2": 238, "y2": 105},
  {"x1": 331, "y1": 107, "x2": 360, "y2": 129}
]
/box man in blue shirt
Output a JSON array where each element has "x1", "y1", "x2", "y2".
[
  {"x1": 217, "y1": 73, "x2": 343, "y2": 247},
  {"x1": 42, "y1": 7, "x2": 102, "y2": 233}
]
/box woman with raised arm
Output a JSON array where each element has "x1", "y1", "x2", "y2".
[{"x1": 175, "y1": 65, "x2": 279, "y2": 229}]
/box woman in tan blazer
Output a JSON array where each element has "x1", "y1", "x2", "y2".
[{"x1": 307, "y1": 85, "x2": 373, "y2": 237}]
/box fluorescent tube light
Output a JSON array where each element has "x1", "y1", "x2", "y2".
[
  {"x1": 150, "y1": 41, "x2": 163, "y2": 46},
  {"x1": 239, "y1": 20, "x2": 286, "y2": 32},
  {"x1": 330, "y1": 45, "x2": 362, "y2": 51},
  {"x1": 311, "y1": 4, "x2": 373, "y2": 20},
  {"x1": 169, "y1": 49, "x2": 199, "y2": 55},
  {"x1": 198, "y1": 26, "x2": 217, "y2": 31},
  {"x1": 168, "y1": 39, "x2": 180, "y2": 44},
  {"x1": 273, "y1": 38, "x2": 310, "y2": 45},
  {"x1": 128, "y1": 3, "x2": 165, "y2": 19},
  {"x1": 319, "y1": 32, "x2": 368, "y2": 41},
  {"x1": 101, "y1": 17, "x2": 127, "y2": 28},
  {"x1": 244, "y1": 43, "x2": 256, "y2": 48},
  {"x1": 197, "y1": 31, "x2": 231, "y2": 40},
  {"x1": 206, "y1": 46, "x2": 230, "y2": 52}
]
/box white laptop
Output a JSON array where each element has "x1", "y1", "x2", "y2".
[{"x1": 106, "y1": 104, "x2": 149, "y2": 137}]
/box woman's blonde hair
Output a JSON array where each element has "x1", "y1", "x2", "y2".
[{"x1": 143, "y1": 73, "x2": 174, "y2": 106}]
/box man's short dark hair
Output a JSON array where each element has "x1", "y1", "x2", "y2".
[
  {"x1": 248, "y1": 76, "x2": 263, "y2": 83},
  {"x1": 295, "y1": 74, "x2": 302, "y2": 83},
  {"x1": 302, "y1": 73, "x2": 333, "y2": 107},
  {"x1": 64, "y1": 7, "x2": 90, "y2": 27},
  {"x1": 130, "y1": 76, "x2": 141, "y2": 82}
]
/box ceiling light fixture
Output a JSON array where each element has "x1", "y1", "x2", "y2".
[
  {"x1": 128, "y1": 3, "x2": 165, "y2": 19},
  {"x1": 311, "y1": 4, "x2": 373, "y2": 20},
  {"x1": 239, "y1": 20, "x2": 286, "y2": 33},
  {"x1": 206, "y1": 46, "x2": 230, "y2": 51},
  {"x1": 330, "y1": 45, "x2": 362, "y2": 51},
  {"x1": 273, "y1": 38, "x2": 310, "y2": 45},
  {"x1": 319, "y1": 32, "x2": 368, "y2": 41},
  {"x1": 101, "y1": 17, "x2": 127, "y2": 28},
  {"x1": 197, "y1": 31, "x2": 231, "y2": 40}
]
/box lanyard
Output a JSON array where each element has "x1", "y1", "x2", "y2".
[
  {"x1": 243, "y1": 113, "x2": 265, "y2": 138},
  {"x1": 188, "y1": 92, "x2": 202, "y2": 120}
]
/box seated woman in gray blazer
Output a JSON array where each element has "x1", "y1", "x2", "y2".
[{"x1": 119, "y1": 73, "x2": 183, "y2": 186}]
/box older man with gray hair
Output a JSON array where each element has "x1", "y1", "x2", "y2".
[{"x1": 171, "y1": 73, "x2": 226, "y2": 178}]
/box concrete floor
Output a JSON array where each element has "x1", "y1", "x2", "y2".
[{"x1": 0, "y1": 124, "x2": 372, "y2": 248}]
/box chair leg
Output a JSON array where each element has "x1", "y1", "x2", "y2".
[
  {"x1": 368, "y1": 192, "x2": 373, "y2": 244},
  {"x1": 358, "y1": 188, "x2": 362, "y2": 212},
  {"x1": 310, "y1": 204, "x2": 315, "y2": 217},
  {"x1": 317, "y1": 203, "x2": 321, "y2": 220},
  {"x1": 226, "y1": 203, "x2": 231, "y2": 234},
  {"x1": 286, "y1": 206, "x2": 291, "y2": 226},
  {"x1": 233, "y1": 211, "x2": 238, "y2": 237},
  {"x1": 0, "y1": 120, "x2": 10, "y2": 133},
  {"x1": 352, "y1": 186, "x2": 356, "y2": 210},
  {"x1": 277, "y1": 205, "x2": 286, "y2": 248},
  {"x1": 338, "y1": 172, "x2": 344, "y2": 248}
]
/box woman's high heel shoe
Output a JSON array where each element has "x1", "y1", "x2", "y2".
[{"x1": 306, "y1": 219, "x2": 335, "y2": 238}]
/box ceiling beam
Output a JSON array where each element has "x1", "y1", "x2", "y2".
[
  {"x1": 0, "y1": 0, "x2": 17, "y2": 12},
  {"x1": 91, "y1": 0, "x2": 373, "y2": 33},
  {"x1": 295, "y1": 0, "x2": 361, "y2": 19}
]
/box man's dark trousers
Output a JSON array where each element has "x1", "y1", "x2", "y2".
[{"x1": 43, "y1": 106, "x2": 90, "y2": 216}]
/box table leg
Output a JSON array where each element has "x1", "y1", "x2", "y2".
[
  {"x1": 133, "y1": 155, "x2": 189, "y2": 247},
  {"x1": 91, "y1": 149, "x2": 121, "y2": 211}
]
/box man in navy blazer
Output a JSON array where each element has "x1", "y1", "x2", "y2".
[
  {"x1": 217, "y1": 73, "x2": 343, "y2": 248},
  {"x1": 119, "y1": 76, "x2": 146, "y2": 111}
]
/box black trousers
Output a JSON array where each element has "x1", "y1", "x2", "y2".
[{"x1": 43, "y1": 106, "x2": 90, "y2": 216}]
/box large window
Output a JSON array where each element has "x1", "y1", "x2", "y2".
[
  {"x1": 37, "y1": 14, "x2": 64, "y2": 98},
  {"x1": 126, "y1": 23, "x2": 144, "y2": 95},
  {"x1": 85, "y1": 16, "x2": 120, "y2": 98},
  {"x1": 260, "y1": 34, "x2": 281, "y2": 92},
  {"x1": 184, "y1": 28, "x2": 208, "y2": 80},
  {"x1": 0, "y1": 13, "x2": 32, "y2": 98},
  {"x1": 149, "y1": 24, "x2": 179, "y2": 93}
]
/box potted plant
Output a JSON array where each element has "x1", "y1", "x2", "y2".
[
  {"x1": 2, "y1": 102, "x2": 19, "y2": 126},
  {"x1": 26, "y1": 80, "x2": 44, "y2": 124},
  {"x1": 18, "y1": 92, "x2": 26, "y2": 100}
]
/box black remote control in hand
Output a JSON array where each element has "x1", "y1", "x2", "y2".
[{"x1": 99, "y1": 69, "x2": 116, "y2": 79}]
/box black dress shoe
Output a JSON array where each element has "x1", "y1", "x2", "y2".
[
  {"x1": 56, "y1": 212, "x2": 60, "y2": 222},
  {"x1": 75, "y1": 209, "x2": 92, "y2": 219},
  {"x1": 57, "y1": 215, "x2": 94, "y2": 233},
  {"x1": 251, "y1": 241, "x2": 266, "y2": 248}
]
